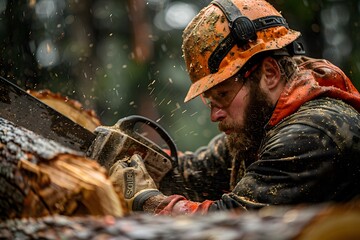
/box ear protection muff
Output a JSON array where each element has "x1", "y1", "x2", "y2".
[{"x1": 208, "y1": 0, "x2": 292, "y2": 73}]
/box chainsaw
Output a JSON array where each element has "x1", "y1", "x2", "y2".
[{"x1": 0, "y1": 76, "x2": 178, "y2": 187}]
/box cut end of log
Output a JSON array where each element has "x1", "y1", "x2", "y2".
[
  {"x1": 0, "y1": 117, "x2": 128, "y2": 220},
  {"x1": 28, "y1": 89, "x2": 102, "y2": 132},
  {"x1": 18, "y1": 154, "x2": 127, "y2": 218}
]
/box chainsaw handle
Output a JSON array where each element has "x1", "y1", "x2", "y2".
[{"x1": 115, "y1": 115, "x2": 178, "y2": 164}]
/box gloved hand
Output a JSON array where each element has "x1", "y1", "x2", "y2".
[{"x1": 109, "y1": 154, "x2": 162, "y2": 211}]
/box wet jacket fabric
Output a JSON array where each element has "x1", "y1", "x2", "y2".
[{"x1": 156, "y1": 57, "x2": 360, "y2": 215}]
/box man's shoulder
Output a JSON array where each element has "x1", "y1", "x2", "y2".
[
  {"x1": 278, "y1": 98, "x2": 360, "y2": 150},
  {"x1": 298, "y1": 98, "x2": 360, "y2": 122},
  {"x1": 280, "y1": 97, "x2": 359, "y2": 121}
]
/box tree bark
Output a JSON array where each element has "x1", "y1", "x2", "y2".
[
  {"x1": 0, "y1": 117, "x2": 126, "y2": 220},
  {"x1": 0, "y1": 199, "x2": 359, "y2": 239}
]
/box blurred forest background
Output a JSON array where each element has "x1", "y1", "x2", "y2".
[{"x1": 0, "y1": 0, "x2": 359, "y2": 151}]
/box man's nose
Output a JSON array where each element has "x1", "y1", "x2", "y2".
[{"x1": 210, "y1": 107, "x2": 226, "y2": 122}]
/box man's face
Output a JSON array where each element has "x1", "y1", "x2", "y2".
[{"x1": 204, "y1": 76, "x2": 275, "y2": 160}]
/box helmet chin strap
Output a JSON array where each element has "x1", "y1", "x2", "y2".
[{"x1": 208, "y1": 0, "x2": 290, "y2": 74}]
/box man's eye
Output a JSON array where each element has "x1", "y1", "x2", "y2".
[{"x1": 217, "y1": 91, "x2": 228, "y2": 98}]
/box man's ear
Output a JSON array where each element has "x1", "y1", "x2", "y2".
[{"x1": 261, "y1": 57, "x2": 282, "y2": 90}]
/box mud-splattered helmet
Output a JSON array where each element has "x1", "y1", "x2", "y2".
[{"x1": 182, "y1": 0, "x2": 302, "y2": 102}]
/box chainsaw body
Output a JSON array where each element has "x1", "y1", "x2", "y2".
[{"x1": 87, "y1": 115, "x2": 178, "y2": 186}]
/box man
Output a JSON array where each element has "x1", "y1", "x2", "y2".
[{"x1": 110, "y1": 0, "x2": 360, "y2": 215}]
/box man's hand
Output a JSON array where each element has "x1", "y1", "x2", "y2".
[{"x1": 109, "y1": 154, "x2": 162, "y2": 211}]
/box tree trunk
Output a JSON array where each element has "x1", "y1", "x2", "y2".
[{"x1": 0, "y1": 117, "x2": 126, "y2": 220}]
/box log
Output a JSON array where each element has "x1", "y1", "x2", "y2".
[
  {"x1": 0, "y1": 199, "x2": 359, "y2": 240},
  {"x1": 0, "y1": 117, "x2": 126, "y2": 220}
]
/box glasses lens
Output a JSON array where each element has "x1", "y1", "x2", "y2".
[
  {"x1": 200, "y1": 63, "x2": 259, "y2": 109},
  {"x1": 201, "y1": 95, "x2": 212, "y2": 108},
  {"x1": 202, "y1": 77, "x2": 244, "y2": 109}
]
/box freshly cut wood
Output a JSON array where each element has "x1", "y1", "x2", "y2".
[
  {"x1": 0, "y1": 117, "x2": 126, "y2": 220},
  {"x1": 28, "y1": 89, "x2": 101, "y2": 132}
]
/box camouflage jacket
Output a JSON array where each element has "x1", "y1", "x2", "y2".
[{"x1": 157, "y1": 57, "x2": 360, "y2": 214}]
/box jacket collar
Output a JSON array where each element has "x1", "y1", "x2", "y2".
[{"x1": 268, "y1": 56, "x2": 360, "y2": 127}]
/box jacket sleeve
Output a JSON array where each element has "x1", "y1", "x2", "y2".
[
  {"x1": 156, "y1": 122, "x2": 340, "y2": 215},
  {"x1": 160, "y1": 133, "x2": 233, "y2": 202},
  {"x1": 212, "y1": 123, "x2": 341, "y2": 210}
]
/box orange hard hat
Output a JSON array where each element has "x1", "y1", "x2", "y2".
[{"x1": 182, "y1": 0, "x2": 301, "y2": 102}]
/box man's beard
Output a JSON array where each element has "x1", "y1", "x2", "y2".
[{"x1": 219, "y1": 82, "x2": 275, "y2": 167}]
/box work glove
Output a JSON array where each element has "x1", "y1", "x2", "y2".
[{"x1": 109, "y1": 154, "x2": 162, "y2": 212}]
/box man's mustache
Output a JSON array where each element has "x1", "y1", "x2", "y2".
[{"x1": 218, "y1": 122, "x2": 230, "y2": 132}]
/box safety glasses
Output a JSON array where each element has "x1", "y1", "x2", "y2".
[{"x1": 201, "y1": 64, "x2": 259, "y2": 109}]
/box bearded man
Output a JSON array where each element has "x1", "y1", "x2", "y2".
[{"x1": 109, "y1": 0, "x2": 360, "y2": 215}]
